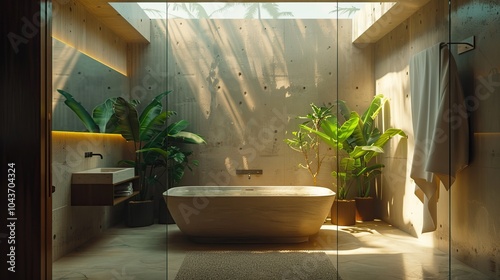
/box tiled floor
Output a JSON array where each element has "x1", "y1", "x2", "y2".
[{"x1": 53, "y1": 220, "x2": 491, "y2": 279}]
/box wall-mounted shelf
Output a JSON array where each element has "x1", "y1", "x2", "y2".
[{"x1": 71, "y1": 176, "x2": 140, "y2": 206}]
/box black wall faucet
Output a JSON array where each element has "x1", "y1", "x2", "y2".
[{"x1": 84, "y1": 152, "x2": 103, "y2": 159}]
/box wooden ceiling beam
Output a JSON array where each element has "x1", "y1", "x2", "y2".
[
  {"x1": 77, "y1": 0, "x2": 150, "y2": 43},
  {"x1": 353, "y1": 0, "x2": 432, "y2": 44}
]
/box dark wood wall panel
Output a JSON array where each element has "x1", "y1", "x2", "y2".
[{"x1": 1, "y1": 1, "x2": 51, "y2": 279}]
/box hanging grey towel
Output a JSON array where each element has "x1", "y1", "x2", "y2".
[{"x1": 409, "y1": 43, "x2": 469, "y2": 233}]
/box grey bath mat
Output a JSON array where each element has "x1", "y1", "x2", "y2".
[{"x1": 174, "y1": 251, "x2": 341, "y2": 280}]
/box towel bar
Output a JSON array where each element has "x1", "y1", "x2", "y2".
[{"x1": 443, "y1": 36, "x2": 475, "y2": 55}]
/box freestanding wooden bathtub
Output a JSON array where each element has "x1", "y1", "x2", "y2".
[{"x1": 163, "y1": 186, "x2": 335, "y2": 243}]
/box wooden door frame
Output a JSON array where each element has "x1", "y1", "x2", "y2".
[
  {"x1": 1, "y1": 1, "x2": 52, "y2": 279},
  {"x1": 41, "y1": 0, "x2": 53, "y2": 278}
]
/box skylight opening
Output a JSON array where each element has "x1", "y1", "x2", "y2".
[{"x1": 138, "y1": 2, "x2": 365, "y2": 19}]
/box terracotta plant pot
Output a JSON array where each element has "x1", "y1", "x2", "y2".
[
  {"x1": 331, "y1": 199, "x2": 356, "y2": 226},
  {"x1": 355, "y1": 197, "x2": 375, "y2": 221},
  {"x1": 127, "y1": 200, "x2": 155, "y2": 227}
]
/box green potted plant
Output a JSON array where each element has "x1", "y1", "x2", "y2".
[
  {"x1": 284, "y1": 103, "x2": 334, "y2": 186},
  {"x1": 298, "y1": 109, "x2": 360, "y2": 225},
  {"x1": 58, "y1": 89, "x2": 206, "y2": 226},
  {"x1": 113, "y1": 93, "x2": 205, "y2": 226},
  {"x1": 286, "y1": 103, "x2": 359, "y2": 225},
  {"x1": 304, "y1": 94, "x2": 407, "y2": 222},
  {"x1": 157, "y1": 134, "x2": 203, "y2": 224}
]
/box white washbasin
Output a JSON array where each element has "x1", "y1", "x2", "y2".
[{"x1": 72, "y1": 167, "x2": 135, "y2": 185}]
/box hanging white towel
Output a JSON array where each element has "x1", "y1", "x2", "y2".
[{"x1": 409, "y1": 43, "x2": 469, "y2": 233}]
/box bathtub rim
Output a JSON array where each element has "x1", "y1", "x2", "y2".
[{"x1": 163, "y1": 185, "x2": 336, "y2": 197}]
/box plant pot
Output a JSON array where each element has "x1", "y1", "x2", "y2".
[
  {"x1": 355, "y1": 196, "x2": 375, "y2": 221},
  {"x1": 331, "y1": 199, "x2": 356, "y2": 226},
  {"x1": 127, "y1": 200, "x2": 154, "y2": 227}
]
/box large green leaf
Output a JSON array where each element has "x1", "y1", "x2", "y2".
[
  {"x1": 92, "y1": 98, "x2": 116, "y2": 133},
  {"x1": 339, "y1": 156, "x2": 357, "y2": 172},
  {"x1": 141, "y1": 111, "x2": 168, "y2": 142},
  {"x1": 105, "y1": 114, "x2": 120, "y2": 133},
  {"x1": 349, "y1": 145, "x2": 384, "y2": 159},
  {"x1": 136, "y1": 147, "x2": 170, "y2": 162},
  {"x1": 361, "y1": 94, "x2": 388, "y2": 125},
  {"x1": 142, "y1": 127, "x2": 168, "y2": 150},
  {"x1": 337, "y1": 113, "x2": 360, "y2": 143},
  {"x1": 343, "y1": 111, "x2": 365, "y2": 149},
  {"x1": 300, "y1": 124, "x2": 339, "y2": 148},
  {"x1": 141, "y1": 119, "x2": 191, "y2": 149},
  {"x1": 361, "y1": 94, "x2": 388, "y2": 140},
  {"x1": 113, "y1": 97, "x2": 140, "y2": 142},
  {"x1": 139, "y1": 91, "x2": 171, "y2": 122},
  {"x1": 138, "y1": 91, "x2": 172, "y2": 141},
  {"x1": 319, "y1": 116, "x2": 339, "y2": 141},
  {"x1": 364, "y1": 128, "x2": 407, "y2": 162},
  {"x1": 336, "y1": 100, "x2": 351, "y2": 121},
  {"x1": 349, "y1": 128, "x2": 407, "y2": 161},
  {"x1": 139, "y1": 103, "x2": 162, "y2": 138},
  {"x1": 171, "y1": 131, "x2": 206, "y2": 144},
  {"x1": 367, "y1": 127, "x2": 381, "y2": 145},
  {"x1": 300, "y1": 113, "x2": 358, "y2": 150},
  {"x1": 167, "y1": 120, "x2": 190, "y2": 135},
  {"x1": 354, "y1": 163, "x2": 384, "y2": 177},
  {"x1": 57, "y1": 89, "x2": 100, "y2": 132}
]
